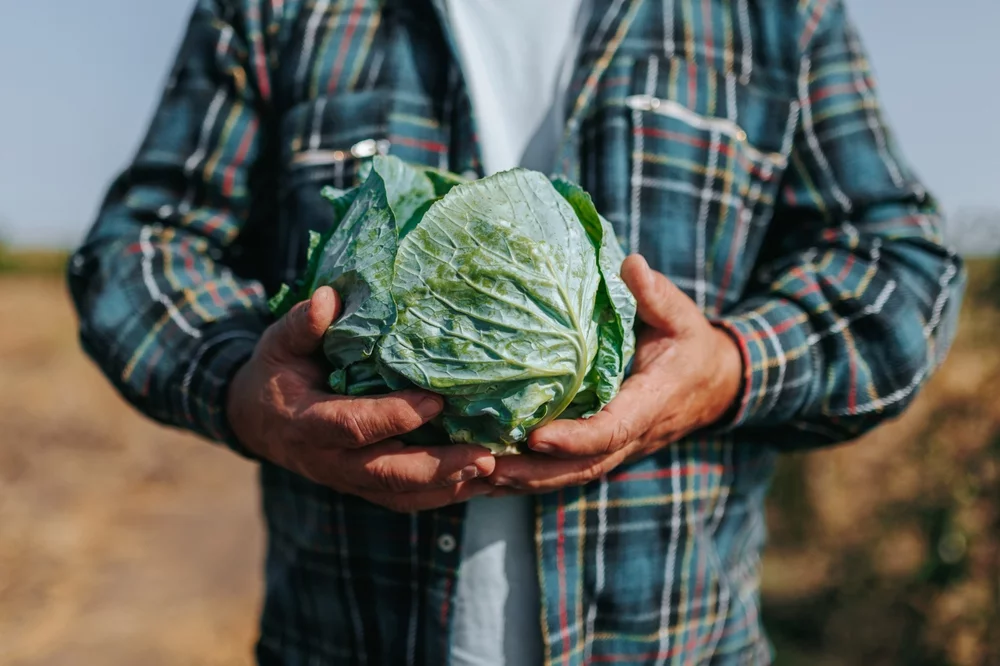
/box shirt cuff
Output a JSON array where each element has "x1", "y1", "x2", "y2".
[
  {"x1": 168, "y1": 317, "x2": 265, "y2": 460},
  {"x1": 711, "y1": 297, "x2": 817, "y2": 429}
]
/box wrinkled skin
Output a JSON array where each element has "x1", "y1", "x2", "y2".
[
  {"x1": 228, "y1": 254, "x2": 741, "y2": 510},
  {"x1": 487, "y1": 254, "x2": 743, "y2": 494},
  {"x1": 227, "y1": 286, "x2": 496, "y2": 512}
]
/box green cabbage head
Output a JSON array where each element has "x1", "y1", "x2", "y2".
[{"x1": 270, "y1": 155, "x2": 636, "y2": 454}]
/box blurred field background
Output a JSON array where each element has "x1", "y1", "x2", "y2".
[{"x1": 0, "y1": 248, "x2": 998, "y2": 666}]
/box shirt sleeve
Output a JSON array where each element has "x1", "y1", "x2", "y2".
[
  {"x1": 68, "y1": 0, "x2": 274, "y2": 454},
  {"x1": 714, "y1": 1, "x2": 966, "y2": 449}
]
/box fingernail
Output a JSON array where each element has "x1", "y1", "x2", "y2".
[
  {"x1": 531, "y1": 442, "x2": 553, "y2": 454},
  {"x1": 460, "y1": 465, "x2": 480, "y2": 481},
  {"x1": 492, "y1": 476, "x2": 513, "y2": 487},
  {"x1": 415, "y1": 395, "x2": 443, "y2": 419}
]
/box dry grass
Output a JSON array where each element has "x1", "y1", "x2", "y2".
[
  {"x1": 0, "y1": 259, "x2": 997, "y2": 665},
  {"x1": 763, "y1": 259, "x2": 1000, "y2": 666},
  {"x1": 0, "y1": 276, "x2": 263, "y2": 666}
]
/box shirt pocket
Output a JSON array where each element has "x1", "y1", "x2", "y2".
[
  {"x1": 275, "y1": 91, "x2": 391, "y2": 284},
  {"x1": 274, "y1": 89, "x2": 454, "y2": 286},
  {"x1": 581, "y1": 54, "x2": 798, "y2": 317}
]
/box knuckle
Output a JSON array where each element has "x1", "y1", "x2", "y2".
[
  {"x1": 337, "y1": 411, "x2": 374, "y2": 447},
  {"x1": 398, "y1": 411, "x2": 424, "y2": 434},
  {"x1": 607, "y1": 419, "x2": 633, "y2": 453},
  {"x1": 367, "y1": 459, "x2": 411, "y2": 493},
  {"x1": 387, "y1": 400, "x2": 423, "y2": 431}
]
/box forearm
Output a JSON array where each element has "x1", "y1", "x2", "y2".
[
  {"x1": 68, "y1": 0, "x2": 274, "y2": 451},
  {"x1": 69, "y1": 202, "x2": 269, "y2": 447},
  {"x1": 714, "y1": 1, "x2": 966, "y2": 448}
]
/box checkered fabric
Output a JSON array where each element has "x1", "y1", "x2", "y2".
[{"x1": 68, "y1": 0, "x2": 964, "y2": 664}]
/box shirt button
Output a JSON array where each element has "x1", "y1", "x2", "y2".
[
  {"x1": 462, "y1": 169, "x2": 478, "y2": 180},
  {"x1": 437, "y1": 533, "x2": 456, "y2": 553},
  {"x1": 157, "y1": 205, "x2": 173, "y2": 220}
]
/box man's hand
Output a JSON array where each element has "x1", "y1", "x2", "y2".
[
  {"x1": 488, "y1": 254, "x2": 743, "y2": 494},
  {"x1": 227, "y1": 286, "x2": 496, "y2": 512}
]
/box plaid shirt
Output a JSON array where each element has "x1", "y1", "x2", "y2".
[{"x1": 68, "y1": 0, "x2": 965, "y2": 664}]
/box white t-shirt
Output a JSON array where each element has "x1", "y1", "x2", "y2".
[{"x1": 442, "y1": 1, "x2": 590, "y2": 665}]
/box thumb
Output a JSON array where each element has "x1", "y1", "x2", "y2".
[
  {"x1": 273, "y1": 286, "x2": 341, "y2": 357},
  {"x1": 620, "y1": 254, "x2": 697, "y2": 334}
]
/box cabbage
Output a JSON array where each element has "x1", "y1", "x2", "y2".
[{"x1": 270, "y1": 156, "x2": 636, "y2": 454}]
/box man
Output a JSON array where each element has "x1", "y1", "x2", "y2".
[{"x1": 69, "y1": 0, "x2": 964, "y2": 664}]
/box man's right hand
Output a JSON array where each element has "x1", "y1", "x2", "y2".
[{"x1": 226, "y1": 286, "x2": 496, "y2": 512}]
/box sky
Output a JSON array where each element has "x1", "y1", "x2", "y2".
[{"x1": 1, "y1": 0, "x2": 998, "y2": 248}]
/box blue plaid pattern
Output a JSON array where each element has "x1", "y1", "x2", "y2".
[{"x1": 68, "y1": 0, "x2": 964, "y2": 664}]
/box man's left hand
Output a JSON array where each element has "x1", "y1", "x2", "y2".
[{"x1": 488, "y1": 254, "x2": 744, "y2": 494}]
